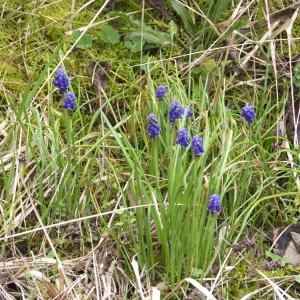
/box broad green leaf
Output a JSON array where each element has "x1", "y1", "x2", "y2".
[
  {"x1": 73, "y1": 30, "x2": 93, "y2": 49},
  {"x1": 97, "y1": 24, "x2": 120, "y2": 45}
]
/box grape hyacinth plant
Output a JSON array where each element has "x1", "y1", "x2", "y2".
[
  {"x1": 134, "y1": 79, "x2": 232, "y2": 287},
  {"x1": 208, "y1": 194, "x2": 221, "y2": 214},
  {"x1": 156, "y1": 85, "x2": 167, "y2": 98},
  {"x1": 176, "y1": 128, "x2": 190, "y2": 147},
  {"x1": 169, "y1": 100, "x2": 184, "y2": 122},
  {"x1": 52, "y1": 68, "x2": 76, "y2": 217},
  {"x1": 241, "y1": 103, "x2": 255, "y2": 124},
  {"x1": 53, "y1": 68, "x2": 69, "y2": 94},
  {"x1": 191, "y1": 136, "x2": 204, "y2": 156},
  {"x1": 63, "y1": 91, "x2": 76, "y2": 110},
  {"x1": 147, "y1": 113, "x2": 161, "y2": 138}
]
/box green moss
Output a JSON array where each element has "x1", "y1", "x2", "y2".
[{"x1": 223, "y1": 255, "x2": 296, "y2": 299}]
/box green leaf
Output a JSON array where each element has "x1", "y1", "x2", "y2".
[
  {"x1": 171, "y1": 0, "x2": 197, "y2": 36},
  {"x1": 169, "y1": 20, "x2": 177, "y2": 42},
  {"x1": 265, "y1": 250, "x2": 281, "y2": 261},
  {"x1": 73, "y1": 30, "x2": 93, "y2": 49},
  {"x1": 204, "y1": 0, "x2": 231, "y2": 24},
  {"x1": 219, "y1": 19, "x2": 250, "y2": 43},
  {"x1": 124, "y1": 36, "x2": 145, "y2": 53},
  {"x1": 295, "y1": 274, "x2": 300, "y2": 283},
  {"x1": 125, "y1": 29, "x2": 174, "y2": 48},
  {"x1": 108, "y1": 11, "x2": 177, "y2": 51},
  {"x1": 265, "y1": 250, "x2": 288, "y2": 265},
  {"x1": 97, "y1": 24, "x2": 120, "y2": 45}
]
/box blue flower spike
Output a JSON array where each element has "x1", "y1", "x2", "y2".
[
  {"x1": 184, "y1": 106, "x2": 193, "y2": 118},
  {"x1": 147, "y1": 113, "x2": 161, "y2": 138},
  {"x1": 176, "y1": 128, "x2": 190, "y2": 147},
  {"x1": 156, "y1": 85, "x2": 167, "y2": 99},
  {"x1": 208, "y1": 194, "x2": 221, "y2": 214},
  {"x1": 191, "y1": 136, "x2": 204, "y2": 156},
  {"x1": 53, "y1": 68, "x2": 69, "y2": 94},
  {"x1": 63, "y1": 91, "x2": 76, "y2": 110},
  {"x1": 241, "y1": 103, "x2": 255, "y2": 124},
  {"x1": 169, "y1": 100, "x2": 184, "y2": 122}
]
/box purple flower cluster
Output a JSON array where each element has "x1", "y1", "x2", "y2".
[
  {"x1": 146, "y1": 86, "x2": 260, "y2": 220},
  {"x1": 53, "y1": 68, "x2": 69, "y2": 94},
  {"x1": 156, "y1": 85, "x2": 167, "y2": 99},
  {"x1": 168, "y1": 101, "x2": 193, "y2": 122},
  {"x1": 208, "y1": 194, "x2": 221, "y2": 214},
  {"x1": 176, "y1": 128, "x2": 190, "y2": 147},
  {"x1": 176, "y1": 130, "x2": 204, "y2": 154},
  {"x1": 169, "y1": 100, "x2": 184, "y2": 122},
  {"x1": 63, "y1": 91, "x2": 76, "y2": 110},
  {"x1": 147, "y1": 114, "x2": 161, "y2": 138},
  {"x1": 147, "y1": 99, "x2": 203, "y2": 154},
  {"x1": 53, "y1": 68, "x2": 76, "y2": 110},
  {"x1": 147, "y1": 88, "x2": 224, "y2": 215},
  {"x1": 241, "y1": 103, "x2": 255, "y2": 124},
  {"x1": 191, "y1": 136, "x2": 204, "y2": 156}
]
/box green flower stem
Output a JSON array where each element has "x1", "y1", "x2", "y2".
[
  {"x1": 64, "y1": 110, "x2": 73, "y2": 218},
  {"x1": 168, "y1": 123, "x2": 176, "y2": 203},
  {"x1": 153, "y1": 137, "x2": 159, "y2": 190}
]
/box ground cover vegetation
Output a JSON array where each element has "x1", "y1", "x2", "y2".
[{"x1": 1, "y1": 0, "x2": 300, "y2": 299}]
